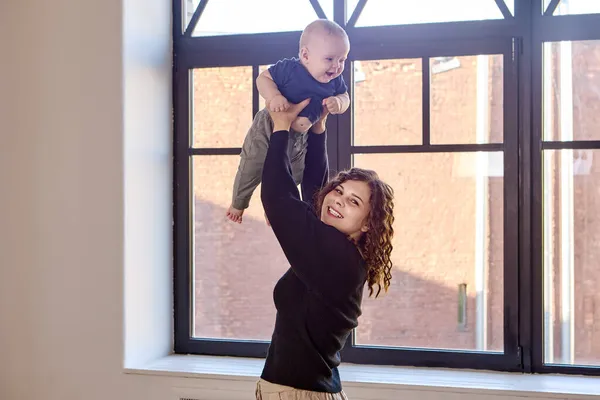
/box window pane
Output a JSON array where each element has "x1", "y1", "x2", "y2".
[
  {"x1": 192, "y1": 155, "x2": 288, "y2": 340},
  {"x1": 353, "y1": 152, "x2": 504, "y2": 351},
  {"x1": 347, "y1": 0, "x2": 361, "y2": 21},
  {"x1": 354, "y1": 59, "x2": 422, "y2": 146},
  {"x1": 319, "y1": 0, "x2": 334, "y2": 20},
  {"x1": 543, "y1": 150, "x2": 600, "y2": 366},
  {"x1": 545, "y1": 0, "x2": 600, "y2": 15},
  {"x1": 505, "y1": 0, "x2": 515, "y2": 16},
  {"x1": 355, "y1": 0, "x2": 504, "y2": 27},
  {"x1": 192, "y1": 67, "x2": 253, "y2": 148},
  {"x1": 543, "y1": 41, "x2": 600, "y2": 141},
  {"x1": 431, "y1": 55, "x2": 504, "y2": 144},
  {"x1": 183, "y1": 0, "x2": 199, "y2": 31},
  {"x1": 193, "y1": 0, "x2": 320, "y2": 36}
]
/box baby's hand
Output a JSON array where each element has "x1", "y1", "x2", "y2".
[
  {"x1": 323, "y1": 96, "x2": 343, "y2": 114},
  {"x1": 268, "y1": 94, "x2": 290, "y2": 112}
]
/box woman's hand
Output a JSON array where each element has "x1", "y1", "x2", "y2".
[
  {"x1": 266, "y1": 98, "x2": 311, "y2": 132},
  {"x1": 310, "y1": 106, "x2": 330, "y2": 135}
]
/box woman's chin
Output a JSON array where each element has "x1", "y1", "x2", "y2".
[
  {"x1": 322, "y1": 215, "x2": 346, "y2": 232},
  {"x1": 321, "y1": 213, "x2": 336, "y2": 226}
]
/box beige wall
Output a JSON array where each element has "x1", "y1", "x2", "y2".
[{"x1": 0, "y1": 1, "x2": 173, "y2": 399}]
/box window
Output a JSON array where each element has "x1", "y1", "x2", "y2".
[
  {"x1": 539, "y1": 39, "x2": 600, "y2": 368},
  {"x1": 353, "y1": 0, "x2": 507, "y2": 27},
  {"x1": 173, "y1": 0, "x2": 600, "y2": 375},
  {"x1": 543, "y1": 0, "x2": 600, "y2": 16},
  {"x1": 350, "y1": 47, "x2": 512, "y2": 359},
  {"x1": 353, "y1": 151, "x2": 505, "y2": 352},
  {"x1": 190, "y1": 0, "x2": 322, "y2": 36}
]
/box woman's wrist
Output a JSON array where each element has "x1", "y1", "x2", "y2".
[{"x1": 272, "y1": 121, "x2": 291, "y2": 132}]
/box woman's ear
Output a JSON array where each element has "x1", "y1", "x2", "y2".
[{"x1": 360, "y1": 215, "x2": 370, "y2": 233}]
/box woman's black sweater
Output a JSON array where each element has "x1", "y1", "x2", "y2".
[{"x1": 260, "y1": 129, "x2": 366, "y2": 393}]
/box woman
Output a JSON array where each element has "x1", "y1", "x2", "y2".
[{"x1": 258, "y1": 98, "x2": 395, "y2": 399}]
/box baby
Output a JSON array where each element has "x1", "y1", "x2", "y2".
[{"x1": 226, "y1": 19, "x2": 350, "y2": 223}]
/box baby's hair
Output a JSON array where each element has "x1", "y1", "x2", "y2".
[{"x1": 299, "y1": 19, "x2": 349, "y2": 49}]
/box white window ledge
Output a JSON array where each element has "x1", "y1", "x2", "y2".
[{"x1": 125, "y1": 355, "x2": 600, "y2": 400}]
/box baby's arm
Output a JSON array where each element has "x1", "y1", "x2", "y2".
[
  {"x1": 256, "y1": 70, "x2": 289, "y2": 112},
  {"x1": 323, "y1": 91, "x2": 350, "y2": 115}
]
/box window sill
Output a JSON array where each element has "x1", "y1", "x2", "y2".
[{"x1": 125, "y1": 354, "x2": 600, "y2": 399}]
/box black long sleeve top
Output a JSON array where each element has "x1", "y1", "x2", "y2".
[{"x1": 260, "y1": 129, "x2": 367, "y2": 393}]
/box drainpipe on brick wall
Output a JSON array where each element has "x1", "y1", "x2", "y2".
[
  {"x1": 559, "y1": 11, "x2": 575, "y2": 364},
  {"x1": 542, "y1": 40, "x2": 555, "y2": 364},
  {"x1": 475, "y1": 54, "x2": 489, "y2": 351}
]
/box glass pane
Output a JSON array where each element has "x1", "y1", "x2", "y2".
[
  {"x1": 192, "y1": 67, "x2": 253, "y2": 148},
  {"x1": 354, "y1": 59, "x2": 422, "y2": 146},
  {"x1": 192, "y1": 155, "x2": 289, "y2": 340},
  {"x1": 183, "y1": 0, "x2": 200, "y2": 31},
  {"x1": 193, "y1": 0, "x2": 320, "y2": 36},
  {"x1": 431, "y1": 55, "x2": 504, "y2": 144},
  {"x1": 355, "y1": 0, "x2": 503, "y2": 27},
  {"x1": 354, "y1": 152, "x2": 504, "y2": 351},
  {"x1": 547, "y1": 0, "x2": 600, "y2": 15},
  {"x1": 543, "y1": 150, "x2": 600, "y2": 366},
  {"x1": 505, "y1": 0, "x2": 515, "y2": 16},
  {"x1": 347, "y1": 0, "x2": 361, "y2": 21},
  {"x1": 543, "y1": 40, "x2": 600, "y2": 141},
  {"x1": 319, "y1": 0, "x2": 334, "y2": 20}
]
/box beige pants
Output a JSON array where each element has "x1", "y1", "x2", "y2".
[{"x1": 255, "y1": 378, "x2": 348, "y2": 400}]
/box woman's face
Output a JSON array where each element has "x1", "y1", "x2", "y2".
[{"x1": 320, "y1": 179, "x2": 371, "y2": 241}]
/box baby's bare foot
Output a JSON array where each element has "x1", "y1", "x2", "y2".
[{"x1": 226, "y1": 206, "x2": 244, "y2": 224}]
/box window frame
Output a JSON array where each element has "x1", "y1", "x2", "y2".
[
  {"x1": 339, "y1": 37, "x2": 520, "y2": 371},
  {"x1": 530, "y1": 0, "x2": 600, "y2": 376},
  {"x1": 172, "y1": 0, "x2": 600, "y2": 375}
]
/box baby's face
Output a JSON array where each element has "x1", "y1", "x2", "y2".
[{"x1": 301, "y1": 35, "x2": 349, "y2": 84}]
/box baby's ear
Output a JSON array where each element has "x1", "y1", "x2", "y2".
[{"x1": 299, "y1": 46, "x2": 309, "y2": 60}]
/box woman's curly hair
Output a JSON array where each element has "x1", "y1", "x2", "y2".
[{"x1": 315, "y1": 168, "x2": 395, "y2": 298}]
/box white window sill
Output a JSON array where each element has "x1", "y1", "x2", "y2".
[{"x1": 125, "y1": 354, "x2": 600, "y2": 399}]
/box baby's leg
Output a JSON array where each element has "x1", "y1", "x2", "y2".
[
  {"x1": 227, "y1": 109, "x2": 272, "y2": 224},
  {"x1": 291, "y1": 117, "x2": 312, "y2": 133}
]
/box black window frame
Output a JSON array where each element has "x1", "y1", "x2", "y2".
[{"x1": 172, "y1": 0, "x2": 600, "y2": 375}]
